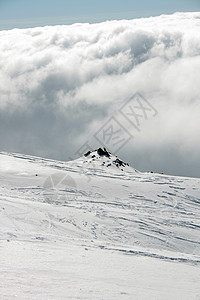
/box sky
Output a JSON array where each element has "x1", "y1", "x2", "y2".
[
  {"x1": 0, "y1": 2, "x2": 200, "y2": 178},
  {"x1": 0, "y1": 0, "x2": 200, "y2": 30}
]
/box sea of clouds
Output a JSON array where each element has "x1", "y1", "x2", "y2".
[{"x1": 0, "y1": 12, "x2": 200, "y2": 177}]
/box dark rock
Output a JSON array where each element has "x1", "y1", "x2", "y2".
[
  {"x1": 113, "y1": 158, "x2": 127, "y2": 168},
  {"x1": 97, "y1": 148, "x2": 110, "y2": 157},
  {"x1": 84, "y1": 151, "x2": 91, "y2": 157}
]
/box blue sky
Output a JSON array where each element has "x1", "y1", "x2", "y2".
[{"x1": 0, "y1": 0, "x2": 199, "y2": 30}]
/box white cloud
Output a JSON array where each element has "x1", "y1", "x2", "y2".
[{"x1": 0, "y1": 12, "x2": 200, "y2": 177}]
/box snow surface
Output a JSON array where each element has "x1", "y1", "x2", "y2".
[{"x1": 0, "y1": 150, "x2": 200, "y2": 299}]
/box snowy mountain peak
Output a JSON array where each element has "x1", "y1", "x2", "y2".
[{"x1": 82, "y1": 147, "x2": 132, "y2": 171}]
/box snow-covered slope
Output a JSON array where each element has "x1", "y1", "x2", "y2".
[{"x1": 0, "y1": 150, "x2": 200, "y2": 299}]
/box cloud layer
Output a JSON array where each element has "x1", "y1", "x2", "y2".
[{"x1": 0, "y1": 12, "x2": 200, "y2": 177}]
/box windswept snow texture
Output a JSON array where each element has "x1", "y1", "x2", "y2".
[
  {"x1": 0, "y1": 12, "x2": 200, "y2": 177},
  {"x1": 0, "y1": 151, "x2": 200, "y2": 299}
]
